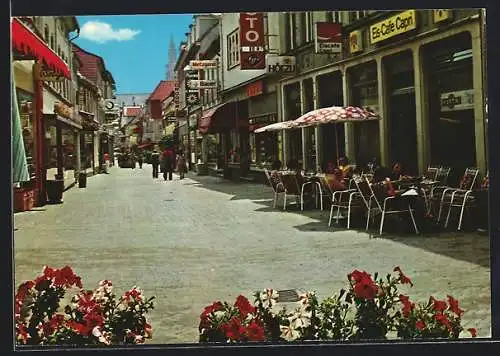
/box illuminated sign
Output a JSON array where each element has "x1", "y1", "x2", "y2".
[{"x1": 370, "y1": 10, "x2": 417, "y2": 44}]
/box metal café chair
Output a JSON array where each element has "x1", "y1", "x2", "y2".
[
  {"x1": 444, "y1": 168, "x2": 481, "y2": 230},
  {"x1": 328, "y1": 176, "x2": 364, "y2": 229},
  {"x1": 264, "y1": 168, "x2": 285, "y2": 209}
]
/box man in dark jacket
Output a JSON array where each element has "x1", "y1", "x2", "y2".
[{"x1": 151, "y1": 150, "x2": 160, "y2": 178}]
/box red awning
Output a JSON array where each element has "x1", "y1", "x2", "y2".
[
  {"x1": 198, "y1": 102, "x2": 236, "y2": 134},
  {"x1": 11, "y1": 18, "x2": 71, "y2": 79}
]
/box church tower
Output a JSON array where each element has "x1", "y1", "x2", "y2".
[{"x1": 166, "y1": 35, "x2": 177, "y2": 80}]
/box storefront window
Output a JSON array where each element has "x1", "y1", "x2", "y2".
[
  {"x1": 425, "y1": 32, "x2": 475, "y2": 183},
  {"x1": 16, "y1": 89, "x2": 36, "y2": 180},
  {"x1": 349, "y1": 62, "x2": 380, "y2": 167},
  {"x1": 62, "y1": 128, "x2": 77, "y2": 171}
]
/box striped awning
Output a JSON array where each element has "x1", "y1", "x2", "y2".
[{"x1": 12, "y1": 64, "x2": 30, "y2": 183}]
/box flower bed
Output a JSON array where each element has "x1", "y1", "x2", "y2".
[
  {"x1": 199, "y1": 267, "x2": 477, "y2": 343},
  {"x1": 15, "y1": 266, "x2": 155, "y2": 345}
]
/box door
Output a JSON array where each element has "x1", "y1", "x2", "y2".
[{"x1": 389, "y1": 92, "x2": 418, "y2": 175}]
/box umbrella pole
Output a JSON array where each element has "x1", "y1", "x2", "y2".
[{"x1": 335, "y1": 124, "x2": 340, "y2": 165}]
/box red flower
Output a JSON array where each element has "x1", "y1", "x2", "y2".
[
  {"x1": 16, "y1": 324, "x2": 30, "y2": 344},
  {"x1": 42, "y1": 314, "x2": 65, "y2": 336},
  {"x1": 246, "y1": 320, "x2": 265, "y2": 341},
  {"x1": 415, "y1": 320, "x2": 425, "y2": 330},
  {"x1": 53, "y1": 266, "x2": 83, "y2": 288},
  {"x1": 393, "y1": 266, "x2": 414, "y2": 287},
  {"x1": 67, "y1": 320, "x2": 92, "y2": 336},
  {"x1": 467, "y1": 328, "x2": 477, "y2": 338},
  {"x1": 434, "y1": 314, "x2": 451, "y2": 330},
  {"x1": 124, "y1": 288, "x2": 143, "y2": 302},
  {"x1": 83, "y1": 312, "x2": 105, "y2": 328},
  {"x1": 201, "y1": 301, "x2": 224, "y2": 319},
  {"x1": 77, "y1": 291, "x2": 100, "y2": 314},
  {"x1": 429, "y1": 296, "x2": 447, "y2": 313},
  {"x1": 399, "y1": 294, "x2": 415, "y2": 317},
  {"x1": 222, "y1": 318, "x2": 246, "y2": 341},
  {"x1": 234, "y1": 295, "x2": 256, "y2": 318},
  {"x1": 353, "y1": 276, "x2": 378, "y2": 300},
  {"x1": 349, "y1": 270, "x2": 372, "y2": 283},
  {"x1": 447, "y1": 295, "x2": 464, "y2": 317}
]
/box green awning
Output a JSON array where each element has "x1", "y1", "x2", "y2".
[{"x1": 12, "y1": 64, "x2": 30, "y2": 184}]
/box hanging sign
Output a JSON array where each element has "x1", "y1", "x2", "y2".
[
  {"x1": 370, "y1": 10, "x2": 417, "y2": 44},
  {"x1": 246, "y1": 81, "x2": 264, "y2": 97},
  {"x1": 187, "y1": 80, "x2": 218, "y2": 90},
  {"x1": 266, "y1": 55, "x2": 296, "y2": 73},
  {"x1": 349, "y1": 30, "x2": 363, "y2": 54},
  {"x1": 184, "y1": 70, "x2": 200, "y2": 106},
  {"x1": 189, "y1": 60, "x2": 218, "y2": 69},
  {"x1": 315, "y1": 23, "x2": 343, "y2": 53},
  {"x1": 239, "y1": 13, "x2": 266, "y2": 70},
  {"x1": 434, "y1": 9, "x2": 452, "y2": 23}
]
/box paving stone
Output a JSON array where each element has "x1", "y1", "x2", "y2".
[{"x1": 14, "y1": 165, "x2": 491, "y2": 343}]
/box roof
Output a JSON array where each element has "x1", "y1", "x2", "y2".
[
  {"x1": 147, "y1": 80, "x2": 175, "y2": 102},
  {"x1": 72, "y1": 43, "x2": 106, "y2": 84},
  {"x1": 123, "y1": 106, "x2": 142, "y2": 117}
]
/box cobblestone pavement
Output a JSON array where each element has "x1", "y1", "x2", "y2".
[{"x1": 14, "y1": 165, "x2": 491, "y2": 343}]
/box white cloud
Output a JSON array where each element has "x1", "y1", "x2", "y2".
[{"x1": 80, "y1": 21, "x2": 141, "y2": 44}]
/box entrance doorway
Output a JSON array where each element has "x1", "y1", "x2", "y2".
[
  {"x1": 386, "y1": 51, "x2": 418, "y2": 176},
  {"x1": 388, "y1": 91, "x2": 418, "y2": 175}
]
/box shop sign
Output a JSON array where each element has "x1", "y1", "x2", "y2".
[
  {"x1": 187, "y1": 79, "x2": 217, "y2": 90},
  {"x1": 315, "y1": 23, "x2": 342, "y2": 53},
  {"x1": 440, "y1": 90, "x2": 474, "y2": 112},
  {"x1": 370, "y1": 10, "x2": 417, "y2": 44},
  {"x1": 239, "y1": 13, "x2": 266, "y2": 70},
  {"x1": 266, "y1": 55, "x2": 296, "y2": 73},
  {"x1": 246, "y1": 81, "x2": 263, "y2": 97},
  {"x1": 349, "y1": 30, "x2": 363, "y2": 54},
  {"x1": 54, "y1": 101, "x2": 73, "y2": 120},
  {"x1": 184, "y1": 70, "x2": 200, "y2": 106},
  {"x1": 189, "y1": 60, "x2": 217, "y2": 69},
  {"x1": 433, "y1": 9, "x2": 452, "y2": 24},
  {"x1": 174, "y1": 83, "x2": 180, "y2": 110},
  {"x1": 35, "y1": 62, "x2": 65, "y2": 82}
]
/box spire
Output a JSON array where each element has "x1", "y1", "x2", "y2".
[{"x1": 166, "y1": 35, "x2": 177, "y2": 80}]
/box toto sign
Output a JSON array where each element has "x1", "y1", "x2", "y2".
[{"x1": 239, "y1": 13, "x2": 266, "y2": 70}]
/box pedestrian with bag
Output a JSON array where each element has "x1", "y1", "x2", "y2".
[
  {"x1": 176, "y1": 151, "x2": 187, "y2": 180},
  {"x1": 151, "y1": 150, "x2": 160, "y2": 178}
]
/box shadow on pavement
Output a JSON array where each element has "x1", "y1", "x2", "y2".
[{"x1": 186, "y1": 174, "x2": 490, "y2": 268}]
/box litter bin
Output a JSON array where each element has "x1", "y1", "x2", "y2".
[{"x1": 78, "y1": 172, "x2": 87, "y2": 188}]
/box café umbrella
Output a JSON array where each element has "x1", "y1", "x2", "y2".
[
  {"x1": 253, "y1": 120, "x2": 298, "y2": 133},
  {"x1": 292, "y1": 106, "x2": 380, "y2": 162}
]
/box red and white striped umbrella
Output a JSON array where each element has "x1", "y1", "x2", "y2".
[
  {"x1": 293, "y1": 106, "x2": 379, "y2": 127},
  {"x1": 254, "y1": 120, "x2": 298, "y2": 133}
]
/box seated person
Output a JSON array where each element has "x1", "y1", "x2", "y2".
[
  {"x1": 372, "y1": 167, "x2": 398, "y2": 197},
  {"x1": 390, "y1": 162, "x2": 404, "y2": 181},
  {"x1": 286, "y1": 158, "x2": 306, "y2": 188},
  {"x1": 270, "y1": 160, "x2": 282, "y2": 187},
  {"x1": 338, "y1": 156, "x2": 355, "y2": 178},
  {"x1": 326, "y1": 168, "x2": 347, "y2": 192},
  {"x1": 324, "y1": 161, "x2": 335, "y2": 174}
]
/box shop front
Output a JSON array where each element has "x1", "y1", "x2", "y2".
[
  {"x1": 80, "y1": 114, "x2": 99, "y2": 175},
  {"x1": 347, "y1": 61, "x2": 381, "y2": 168},
  {"x1": 423, "y1": 31, "x2": 477, "y2": 184},
  {"x1": 282, "y1": 82, "x2": 302, "y2": 168}
]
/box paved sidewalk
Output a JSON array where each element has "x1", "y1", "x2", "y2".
[{"x1": 14, "y1": 165, "x2": 491, "y2": 343}]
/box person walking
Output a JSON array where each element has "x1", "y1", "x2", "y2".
[
  {"x1": 162, "y1": 147, "x2": 175, "y2": 181},
  {"x1": 103, "y1": 152, "x2": 110, "y2": 173},
  {"x1": 137, "y1": 151, "x2": 143, "y2": 169},
  {"x1": 176, "y1": 151, "x2": 187, "y2": 180},
  {"x1": 151, "y1": 150, "x2": 160, "y2": 178}
]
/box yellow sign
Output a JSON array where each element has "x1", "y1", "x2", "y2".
[
  {"x1": 349, "y1": 30, "x2": 363, "y2": 53},
  {"x1": 433, "y1": 9, "x2": 452, "y2": 23},
  {"x1": 370, "y1": 10, "x2": 417, "y2": 44}
]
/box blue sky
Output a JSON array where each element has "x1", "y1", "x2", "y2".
[{"x1": 74, "y1": 15, "x2": 193, "y2": 95}]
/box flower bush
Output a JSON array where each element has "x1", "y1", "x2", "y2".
[
  {"x1": 199, "y1": 267, "x2": 477, "y2": 343},
  {"x1": 15, "y1": 266, "x2": 155, "y2": 346}
]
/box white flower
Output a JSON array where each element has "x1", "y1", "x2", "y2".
[
  {"x1": 213, "y1": 310, "x2": 226, "y2": 319},
  {"x1": 92, "y1": 326, "x2": 102, "y2": 337},
  {"x1": 259, "y1": 289, "x2": 279, "y2": 308},
  {"x1": 280, "y1": 324, "x2": 300, "y2": 341},
  {"x1": 288, "y1": 309, "x2": 312, "y2": 329},
  {"x1": 298, "y1": 291, "x2": 316, "y2": 306}
]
